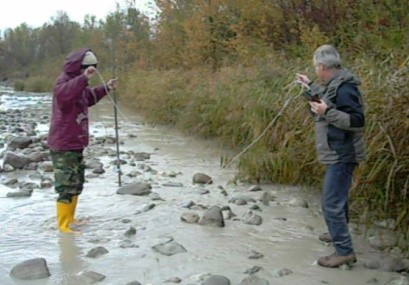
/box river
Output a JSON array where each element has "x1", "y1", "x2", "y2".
[{"x1": 0, "y1": 86, "x2": 404, "y2": 284}]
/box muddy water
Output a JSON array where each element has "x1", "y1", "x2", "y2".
[{"x1": 0, "y1": 89, "x2": 400, "y2": 285}]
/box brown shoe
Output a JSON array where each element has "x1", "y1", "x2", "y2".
[
  {"x1": 318, "y1": 252, "x2": 357, "y2": 268},
  {"x1": 319, "y1": 232, "x2": 333, "y2": 243}
]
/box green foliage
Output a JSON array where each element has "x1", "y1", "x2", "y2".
[
  {"x1": 12, "y1": 76, "x2": 52, "y2": 92},
  {"x1": 13, "y1": 80, "x2": 25, "y2": 91},
  {"x1": 25, "y1": 76, "x2": 53, "y2": 92},
  {"x1": 348, "y1": 54, "x2": 409, "y2": 228}
]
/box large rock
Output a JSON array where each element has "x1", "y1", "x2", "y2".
[
  {"x1": 10, "y1": 258, "x2": 50, "y2": 280},
  {"x1": 247, "y1": 250, "x2": 264, "y2": 260},
  {"x1": 193, "y1": 173, "x2": 213, "y2": 184},
  {"x1": 77, "y1": 271, "x2": 106, "y2": 284},
  {"x1": 238, "y1": 275, "x2": 269, "y2": 285},
  {"x1": 203, "y1": 275, "x2": 231, "y2": 285},
  {"x1": 85, "y1": 247, "x2": 109, "y2": 258},
  {"x1": 243, "y1": 211, "x2": 263, "y2": 226},
  {"x1": 199, "y1": 206, "x2": 224, "y2": 227},
  {"x1": 3, "y1": 152, "x2": 30, "y2": 169},
  {"x1": 258, "y1": 191, "x2": 276, "y2": 205},
  {"x1": 134, "y1": 152, "x2": 151, "y2": 161},
  {"x1": 8, "y1": 136, "x2": 32, "y2": 149},
  {"x1": 38, "y1": 161, "x2": 54, "y2": 172},
  {"x1": 181, "y1": 212, "x2": 200, "y2": 224},
  {"x1": 152, "y1": 240, "x2": 187, "y2": 256},
  {"x1": 117, "y1": 182, "x2": 152, "y2": 196},
  {"x1": 229, "y1": 195, "x2": 256, "y2": 204},
  {"x1": 288, "y1": 197, "x2": 309, "y2": 208},
  {"x1": 6, "y1": 190, "x2": 32, "y2": 198},
  {"x1": 85, "y1": 159, "x2": 103, "y2": 169},
  {"x1": 28, "y1": 151, "x2": 44, "y2": 162},
  {"x1": 364, "y1": 256, "x2": 409, "y2": 272}
]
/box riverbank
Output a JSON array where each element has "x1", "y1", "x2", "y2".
[{"x1": 0, "y1": 88, "x2": 407, "y2": 284}]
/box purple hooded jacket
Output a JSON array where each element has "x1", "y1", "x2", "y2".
[{"x1": 47, "y1": 48, "x2": 108, "y2": 151}]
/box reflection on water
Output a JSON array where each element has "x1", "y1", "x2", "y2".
[
  {"x1": 58, "y1": 236, "x2": 87, "y2": 285},
  {"x1": 0, "y1": 87, "x2": 401, "y2": 284}
]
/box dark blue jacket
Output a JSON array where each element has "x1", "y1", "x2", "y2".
[{"x1": 309, "y1": 69, "x2": 366, "y2": 164}]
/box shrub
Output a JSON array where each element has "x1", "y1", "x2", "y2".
[
  {"x1": 13, "y1": 80, "x2": 25, "y2": 91},
  {"x1": 25, "y1": 77, "x2": 52, "y2": 93}
]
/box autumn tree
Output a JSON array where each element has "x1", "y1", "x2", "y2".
[
  {"x1": 152, "y1": 0, "x2": 192, "y2": 68},
  {"x1": 2, "y1": 24, "x2": 36, "y2": 71}
]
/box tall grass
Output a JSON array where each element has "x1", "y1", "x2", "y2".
[
  {"x1": 122, "y1": 61, "x2": 324, "y2": 183},
  {"x1": 121, "y1": 54, "x2": 409, "y2": 241},
  {"x1": 349, "y1": 55, "x2": 409, "y2": 238},
  {"x1": 24, "y1": 76, "x2": 53, "y2": 93}
]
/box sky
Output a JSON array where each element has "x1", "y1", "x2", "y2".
[{"x1": 0, "y1": 0, "x2": 156, "y2": 32}]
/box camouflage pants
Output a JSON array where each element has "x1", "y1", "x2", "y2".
[{"x1": 50, "y1": 150, "x2": 85, "y2": 203}]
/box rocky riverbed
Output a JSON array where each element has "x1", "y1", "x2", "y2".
[{"x1": 0, "y1": 87, "x2": 408, "y2": 285}]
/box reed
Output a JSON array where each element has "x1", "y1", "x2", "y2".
[{"x1": 121, "y1": 54, "x2": 408, "y2": 237}]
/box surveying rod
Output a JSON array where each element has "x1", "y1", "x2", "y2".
[{"x1": 111, "y1": 40, "x2": 122, "y2": 186}]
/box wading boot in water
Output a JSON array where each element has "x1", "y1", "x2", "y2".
[
  {"x1": 69, "y1": 195, "x2": 87, "y2": 225},
  {"x1": 57, "y1": 201, "x2": 77, "y2": 233},
  {"x1": 318, "y1": 252, "x2": 357, "y2": 268},
  {"x1": 68, "y1": 195, "x2": 77, "y2": 224}
]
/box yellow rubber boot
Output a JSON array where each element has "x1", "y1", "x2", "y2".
[
  {"x1": 69, "y1": 195, "x2": 88, "y2": 225},
  {"x1": 57, "y1": 201, "x2": 75, "y2": 233},
  {"x1": 68, "y1": 195, "x2": 78, "y2": 224}
]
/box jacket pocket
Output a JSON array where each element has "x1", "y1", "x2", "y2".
[{"x1": 327, "y1": 124, "x2": 346, "y2": 150}]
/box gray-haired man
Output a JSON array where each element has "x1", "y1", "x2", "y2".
[{"x1": 296, "y1": 44, "x2": 365, "y2": 267}]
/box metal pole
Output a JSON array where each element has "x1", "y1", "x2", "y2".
[{"x1": 111, "y1": 40, "x2": 122, "y2": 186}]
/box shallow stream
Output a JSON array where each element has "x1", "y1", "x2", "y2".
[{"x1": 0, "y1": 87, "x2": 401, "y2": 284}]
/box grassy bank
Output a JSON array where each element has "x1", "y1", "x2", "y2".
[{"x1": 121, "y1": 54, "x2": 409, "y2": 240}]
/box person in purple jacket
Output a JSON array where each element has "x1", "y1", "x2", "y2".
[{"x1": 48, "y1": 48, "x2": 117, "y2": 233}]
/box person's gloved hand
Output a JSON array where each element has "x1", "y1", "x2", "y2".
[
  {"x1": 309, "y1": 100, "x2": 328, "y2": 116},
  {"x1": 295, "y1": 73, "x2": 312, "y2": 89},
  {"x1": 107, "y1": 78, "x2": 118, "y2": 91},
  {"x1": 296, "y1": 73, "x2": 311, "y2": 85}
]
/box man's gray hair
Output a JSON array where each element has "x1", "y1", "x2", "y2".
[{"x1": 313, "y1": 45, "x2": 342, "y2": 69}]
